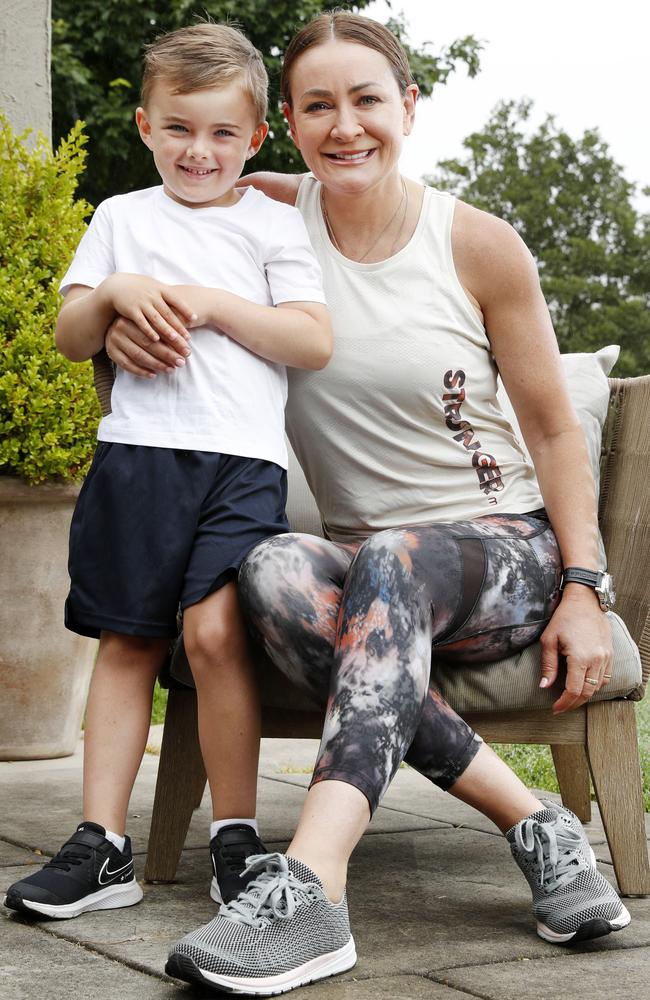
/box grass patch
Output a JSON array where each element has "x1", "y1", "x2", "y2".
[
  {"x1": 151, "y1": 681, "x2": 169, "y2": 726},
  {"x1": 494, "y1": 697, "x2": 650, "y2": 812},
  {"x1": 493, "y1": 743, "x2": 560, "y2": 795},
  {"x1": 150, "y1": 685, "x2": 650, "y2": 812}
]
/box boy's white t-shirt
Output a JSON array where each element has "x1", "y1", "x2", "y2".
[{"x1": 60, "y1": 185, "x2": 326, "y2": 469}]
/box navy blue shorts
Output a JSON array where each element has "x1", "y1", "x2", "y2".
[{"x1": 65, "y1": 443, "x2": 289, "y2": 639}]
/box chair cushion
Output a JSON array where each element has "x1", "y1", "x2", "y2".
[{"x1": 432, "y1": 611, "x2": 640, "y2": 713}]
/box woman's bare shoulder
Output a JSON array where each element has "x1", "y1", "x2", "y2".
[
  {"x1": 451, "y1": 198, "x2": 538, "y2": 303},
  {"x1": 237, "y1": 172, "x2": 307, "y2": 207},
  {"x1": 452, "y1": 199, "x2": 525, "y2": 258}
]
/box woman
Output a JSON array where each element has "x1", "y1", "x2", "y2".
[{"x1": 106, "y1": 12, "x2": 627, "y2": 995}]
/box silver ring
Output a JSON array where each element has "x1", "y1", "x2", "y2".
[
  {"x1": 585, "y1": 677, "x2": 599, "y2": 686},
  {"x1": 603, "y1": 674, "x2": 612, "y2": 680}
]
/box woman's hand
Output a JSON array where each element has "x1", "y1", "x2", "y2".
[
  {"x1": 103, "y1": 273, "x2": 196, "y2": 344},
  {"x1": 106, "y1": 315, "x2": 191, "y2": 378},
  {"x1": 539, "y1": 588, "x2": 613, "y2": 713}
]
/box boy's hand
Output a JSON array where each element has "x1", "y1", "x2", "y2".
[
  {"x1": 103, "y1": 273, "x2": 196, "y2": 345},
  {"x1": 106, "y1": 316, "x2": 190, "y2": 378}
]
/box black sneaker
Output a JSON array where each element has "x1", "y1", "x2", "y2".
[
  {"x1": 3, "y1": 822, "x2": 143, "y2": 919},
  {"x1": 209, "y1": 823, "x2": 267, "y2": 904}
]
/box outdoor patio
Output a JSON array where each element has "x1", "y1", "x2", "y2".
[{"x1": 2, "y1": 733, "x2": 650, "y2": 999}]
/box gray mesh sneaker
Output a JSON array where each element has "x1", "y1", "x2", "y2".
[
  {"x1": 538, "y1": 799, "x2": 596, "y2": 868},
  {"x1": 166, "y1": 853, "x2": 356, "y2": 995},
  {"x1": 508, "y1": 806, "x2": 631, "y2": 944}
]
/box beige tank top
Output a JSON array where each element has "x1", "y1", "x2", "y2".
[{"x1": 287, "y1": 175, "x2": 543, "y2": 543}]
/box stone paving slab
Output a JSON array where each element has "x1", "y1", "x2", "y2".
[
  {"x1": 0, "y1": 742, "x2": 445, "y2": 864},
  {"x1": 4, "y1": 734, "x2": 647, "y2": 858},
  {"x1": 288, "y1": 975, "x2": 476, "y2": 999},
  {"x1": 0, "y1": 914, "x2": 181, "y2": 1000},
  {"x1": 344, "y1": 828, "x2": 650, "y2": 972},
  {"x1": 439, "y1": 945, "x2": 650, "y2": 1000},
  {"x1": 254, "y1": 776, "x2": 449, "y2": 843},
  {"x1": 0, "y1": 749, "x2": 160, "y2": 857},
  {"x1": 257, "y1": 738, "x2": 495, "y2": 833},
  {"x1": 258, "y1": 738, "x2": 520, "y2": 838},
  {"x1": 0, "y1": 838, "x2": 47, "y2": 869}
]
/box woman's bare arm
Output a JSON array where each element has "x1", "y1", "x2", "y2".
[
  {"x1": 452, "y1": 201, "x2": 612, "y2": 714},
  {"x1": 236, "y1": 171, "x2": 306, "y2": 207}
]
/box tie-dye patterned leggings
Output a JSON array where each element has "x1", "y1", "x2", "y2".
[{"x1": 239, "y1": 511, "x2": 561, "y2": 815}]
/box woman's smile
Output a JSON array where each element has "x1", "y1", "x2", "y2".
[{"x1": 322, "y1": 149, "x2": 376, "y2": 163}]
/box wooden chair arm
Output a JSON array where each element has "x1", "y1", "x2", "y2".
[
  {"x1": 600, "y1": 376, "x2": 650, "y2": 698},
  {"x1": 92, "y1": 349, "x2": 114, "y2": 418}
]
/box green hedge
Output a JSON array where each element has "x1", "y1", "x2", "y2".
[{"x1": 0, "y1": 114, "x2": 99, "y2": 482}]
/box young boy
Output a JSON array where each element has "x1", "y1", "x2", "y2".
[{"x1": 4, "y1": 23, "x2": 331, "y2": 920}]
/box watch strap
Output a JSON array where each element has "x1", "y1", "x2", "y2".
[{"x1": 561, "y1": 567, "x2": 601, "y2": 588}]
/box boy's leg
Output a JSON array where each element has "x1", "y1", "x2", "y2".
[
  {"x1": 182, "y1": 582, "x2": 260, "y2": 822},
  {"x1": 177, "y1": 454, "x2": 289, "y2": 899},
  {"x1": 83, "y1": 631, "x2": 170, "y2": 834},
  {"x1": 3, "y1": 629, "x2": 167, "y2": 919},
  {"x1": 182, "y1": 582, "x2": 267, "y2": 904}
]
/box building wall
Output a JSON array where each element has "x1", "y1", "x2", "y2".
[{"x1": 0, "y1": 0, "x2": 51, "y2": 141}]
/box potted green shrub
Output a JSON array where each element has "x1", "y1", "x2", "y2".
[{"x1": 0, "y1": 114, "x2": 99, "y2": 758}]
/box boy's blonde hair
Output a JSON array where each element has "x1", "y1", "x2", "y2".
[{"x1": 142, "y1": 23, "x2": 268, "y2": 123}]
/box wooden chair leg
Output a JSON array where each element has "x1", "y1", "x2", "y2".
[
  {"x1": 586, "y1": 700, "x2": 650, "y2": 895},
  {"x1": 144, "y1": 686, "x2": 207, "y2": 882},
  {"x1": 551, "y1": 744, "x2": 592, "y2": 822}
]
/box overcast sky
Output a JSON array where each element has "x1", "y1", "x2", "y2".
[{"x1": 367, "y1": 0, "x2": 647, "y2": 204}]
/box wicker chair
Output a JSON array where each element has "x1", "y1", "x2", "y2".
[{"x1": 92, "y1": 354, "x2": 650, "y2": 895}]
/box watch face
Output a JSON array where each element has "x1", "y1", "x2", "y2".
[{"x1": 597, "y1": 573, "x2": 616, "y2": 610}]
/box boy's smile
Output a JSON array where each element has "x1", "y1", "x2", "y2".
[{"x1": 136, "y1": 80, "x2": 268, "y2": 209}]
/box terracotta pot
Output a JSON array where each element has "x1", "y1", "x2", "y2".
[{"x1": 0, "y1": 477, "x2": 96, "y2": 759}]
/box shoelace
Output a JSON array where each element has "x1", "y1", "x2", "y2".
[
  {"x1": 220, "y1": 853, "x2": 320, "y2": 929},
  {"x1": 218, "y1": 833, "x2": 261, "y2": 874},
  {"x1": 515, "y1": 819, "x2": 589, "y2": 892},
  {"x1": 43, "y1": 842, "x2": 93, "y2": 872},
  {"x1": 222, "y1": 849, "x2": 247, "y2": 874}
]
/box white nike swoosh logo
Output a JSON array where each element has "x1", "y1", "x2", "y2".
[{"x1": 98, "y1": 857, "x2": 134, "y2": 885}]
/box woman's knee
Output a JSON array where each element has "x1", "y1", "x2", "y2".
[
  {"x1": 348, "y1": 528, "x2": 421, "y2": 596},
  {"x1": 239, "y1": 531, "x2": 342, "y2": 617},
  {"x1": 239, "y1": 533, "x2": 305, "y2": 607}
]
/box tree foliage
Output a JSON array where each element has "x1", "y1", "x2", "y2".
[
  {"x1": 52, "y1": 0, "x2": 482, "y2": 207},
  {"x1": 428, "y1": 100, "x2": 650, "y2": 377}
]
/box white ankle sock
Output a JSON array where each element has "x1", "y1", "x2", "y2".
[
  {"x1": 210, "y1": 818, "x2": 258, "y2": 840},
  {"x1": 104, "y1": 829, "x2": 126, "y2": 853}
]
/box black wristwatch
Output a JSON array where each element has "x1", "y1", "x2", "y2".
[{"x1": 560, "y1": 567, "x2": 616, "y2": 612}]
